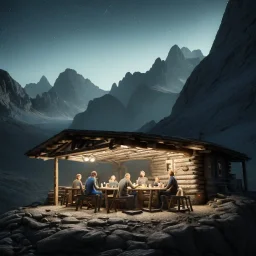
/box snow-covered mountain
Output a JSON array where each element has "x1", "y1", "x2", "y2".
[
  {"x1": 24, "y1": 76, "x2": 52, "y2": 98},
  {"x1": 151, "y1": 0, "x2": 256, "y2": 190}
]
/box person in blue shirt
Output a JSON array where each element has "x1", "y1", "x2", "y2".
[
  {"x1": 158, "y1": 170, "x2": 178, "y2": 209},
  {"x1": 85, "y1": 171, "x2": 102, "y2": 197}
]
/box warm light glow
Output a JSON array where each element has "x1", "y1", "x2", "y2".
[
  {"x1": 90, "y1": 156, "x2": 95, "y2": 162},
  {"x1": 121, "y1": 145, "x2": 129, "y2": 149},
  {"x1": 84, "y1": 156, "x2": 89, "y2": 162}
]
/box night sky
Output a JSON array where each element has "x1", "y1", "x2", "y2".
[{"x1": 0, "y1": 0, "x2": 227, "y2": 90}]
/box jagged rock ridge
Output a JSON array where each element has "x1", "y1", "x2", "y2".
[
  {"x1": 110, "y1": 45, "x2": 202, "y2": 105},
  {"x1": 0, "y1": 69, "x2": 31, "y2": 117}
]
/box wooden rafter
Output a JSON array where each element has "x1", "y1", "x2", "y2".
[{"x1": 25, "y1": 129, "x2": 250, "y2": 162}]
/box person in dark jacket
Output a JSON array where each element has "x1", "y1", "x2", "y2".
[
  {"x1": 85, "y1": 171, "x2": 102, "y2": 197},
  {"x1": 158, "y1": 170, "x2": 178, "y2": 209}
]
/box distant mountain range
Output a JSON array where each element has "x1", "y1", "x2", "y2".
[
  {"x1": 0, "y1": 68, "x2": 108, "y2": 121},
  {"x1": 0, "y1": 45, "x2": 203, "y2": 126},
  {"x1": 24, "y1": 76, "x2": 52, "y2": 98},
  {"x1": 32, "y1": 69, "x2": 108, "y2": 118},
  {"x1": 71, "y1": 45, "x2": 202, "y2": 131},
  {"x1": 110, "y1": 45, "x2": 203, "y2": 106}
]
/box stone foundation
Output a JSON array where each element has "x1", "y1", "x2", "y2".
[{"x1": 0, "y1": 195, "x2": 256, "y2": 256}]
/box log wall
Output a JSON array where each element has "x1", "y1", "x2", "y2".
[
  {"x1": 204, "y1": 154, "x2": 231, "y2": 198},
  {"x1": 150, "y1": 152, "x2": 206, "y2": 205}
]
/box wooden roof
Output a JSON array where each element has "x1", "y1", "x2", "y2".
[{"x1": 24, "y1": 129, "x2": 250, "y2": 163}]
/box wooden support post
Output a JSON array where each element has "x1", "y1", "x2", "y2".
[
  {"x1": 242, "y1": 161, "x2": 248, "y2": 191},
  {"x1": 54, "y1": 158, "x2": 59, "y2": 205}
]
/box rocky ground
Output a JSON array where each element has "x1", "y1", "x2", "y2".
[{"x1": 0, "y1": 195, "x2": 256, "y2": 256}]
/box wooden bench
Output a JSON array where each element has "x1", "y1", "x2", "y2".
[
  {"x1": 75, "y1": 194, "x2": 100, "y2": 213},
  {"x1": 166, "y1": 195, "x2": 193, "y2": 212},
  {"x1": 109, "y1": 196, "x2": 134, "y2": 212}
]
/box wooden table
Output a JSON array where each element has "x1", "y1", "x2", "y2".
[
  {"x1": 98, "y1": 187, "x2": 117, "y2": 213},
  {"x1": 99, "y1": 187, "x2": 166, "y2": 213}
]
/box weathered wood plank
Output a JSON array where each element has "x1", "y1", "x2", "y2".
[
  {"x1": 173, "y1": 156, "x2": 203, "y2": 163},
  {"x1": 174, "y1": 169, "x2": 204, "y2": 174},
  {"x1": 178, "y1": 180, "x2": 205, "y2": 185},
  {"x1": 182, "y1": 189, "x2": 205, "y2": 195},
  {"x1": 177, "y1": 184, "x2": 204, "y2": 189},
  {"x1": 174, "y1": 163, "x2": 203, "y2": 168},
  {"x1": 176, "y1": 174, "x2": 203, "y2": 178}
]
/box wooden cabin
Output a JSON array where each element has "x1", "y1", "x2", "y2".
[{"x1": 25, "y1": 129, "x2": 250, "y2": 205}]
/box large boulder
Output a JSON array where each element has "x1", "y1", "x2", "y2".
[{"x1": 36, "y1": 228, "x2": 90, "y2": 253}]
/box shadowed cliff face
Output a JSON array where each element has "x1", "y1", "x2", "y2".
[
  {"x1": 71, "y1": 94, "x2": 130, "y2": 131},
  {"x1": 151, "y1": 0, "x2": 256, "y2": 189},
  {"x1": 152, "y1": 0, "x2": 256, "y2": 136},
  {"x1": 126, "y1": 85, "x2": 179, "y2": 130},
  {"x1": 0, "y1": 69, "x2": 31, "y2": 116}
]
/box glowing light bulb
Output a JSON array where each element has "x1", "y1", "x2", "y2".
[{"x1": 90, "y1": 157, "x2": 95, "y2": 162}]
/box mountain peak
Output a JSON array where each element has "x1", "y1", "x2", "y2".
[
  {"x1": 39, "y1": 75, "x2": 51, "y2": 85},
  {"x1": 166, "y1": 45, "x2": 184, "y2": 62},
  {"x1": 64, "y1": 68, "x2": 77, "y2": 74},
  {"x1": 24, "y1": 75, "x2": 52, "y2": 98}
]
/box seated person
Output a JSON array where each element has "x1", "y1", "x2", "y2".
[
  {"x1": 109, "y1": 175, "x2": 118, "y2": 188},
  {"x1": 153, "y1": 176, "x2": 160, "y2": 187},
  {"x1": 137, "y1": 170, "x2": 148, "y2": 186},
  {"x1": 85, "y1": 171, "x2": 102, "y2": 198},
  {"x1": 72, "y1": 174, "x2": 83, "y2": 192},
  {"x1": 118, "y1": 173, "x2": 138, "y2": 209},
  {"x1": 158, "y1": 170, "x2": 178, "y2": 209}
]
